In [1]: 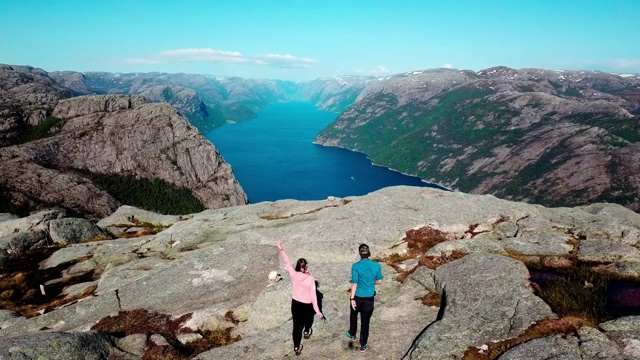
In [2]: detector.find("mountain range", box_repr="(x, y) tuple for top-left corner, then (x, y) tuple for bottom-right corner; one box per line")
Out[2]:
(316, 67), (640, 210)
(2, 63), (640, 359)
(2, 63), (640, 215)
(47, 70), (375, 133)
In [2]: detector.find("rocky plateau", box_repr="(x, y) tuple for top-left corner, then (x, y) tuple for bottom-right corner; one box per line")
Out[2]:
(1, 187), (640, 359)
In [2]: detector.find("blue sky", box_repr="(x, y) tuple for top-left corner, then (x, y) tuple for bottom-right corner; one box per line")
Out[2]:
(1, 0), (639, 81)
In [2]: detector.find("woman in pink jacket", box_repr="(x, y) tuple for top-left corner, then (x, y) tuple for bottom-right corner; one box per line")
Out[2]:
(277, 241), (324, 356)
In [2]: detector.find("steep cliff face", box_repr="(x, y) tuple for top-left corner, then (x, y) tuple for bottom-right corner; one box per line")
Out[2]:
(136, 84), (210, 131)
(212, 76), (291, 123)
(0, 94), (247, 218)
(49, 72), (293, 132)
(48, 71), (95, 96)
(316, 67), (640, 210)
(0, 65), (74, 146)
(293, 75), (376, 113)
(47, 71), (378, 131)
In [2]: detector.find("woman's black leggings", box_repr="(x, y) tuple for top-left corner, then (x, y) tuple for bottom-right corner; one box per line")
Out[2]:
(291, 299), (315, 347)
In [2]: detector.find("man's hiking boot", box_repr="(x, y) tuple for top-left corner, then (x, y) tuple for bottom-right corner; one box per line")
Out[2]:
(360, 344), (369, 352)
(345, 331), (357, 342)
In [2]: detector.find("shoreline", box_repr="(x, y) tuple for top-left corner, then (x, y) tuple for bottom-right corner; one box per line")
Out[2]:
(311, 140), (452, 191)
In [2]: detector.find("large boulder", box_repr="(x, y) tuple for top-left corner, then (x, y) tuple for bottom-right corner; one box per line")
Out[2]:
(0, 229), (50, 268)
(48, 218), (110, 245)
(576, 326), (624, 360)
(0, 331), (116, 359)
(496, 334), (581, 360)
(97, 205), (182, 237)
(0, 209), (65, 237)
(406, 254), (556, 359)
(0, 213), (18, 222)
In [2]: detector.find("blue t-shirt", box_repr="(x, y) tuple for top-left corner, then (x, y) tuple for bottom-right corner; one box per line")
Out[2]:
(351, 258), (383, 297)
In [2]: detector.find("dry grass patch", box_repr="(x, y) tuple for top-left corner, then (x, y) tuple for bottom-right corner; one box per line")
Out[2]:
(92, 309), (242, 359)
(91, 309), (190, 339)
(378, 226), (466, 283)
(183, 327), (241, 354)
(85, 234), (112, 242)
(417, 292), (441, 307)
(375, 252), (415, 271)
(143, 344), (184, 360)
(405, 226), (450, 254)
(0, 248), (96, 317)
(114, 220), (170, 238)
(462, 316), (590, 360)
(421, 250), (468, 270)
(529, 266), (613, 325)
(466, 223), (490, 238)
(224, 310), (240, 325)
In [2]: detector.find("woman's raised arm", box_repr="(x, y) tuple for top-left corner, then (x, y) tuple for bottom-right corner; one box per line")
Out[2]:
(276, 241), (295, 276)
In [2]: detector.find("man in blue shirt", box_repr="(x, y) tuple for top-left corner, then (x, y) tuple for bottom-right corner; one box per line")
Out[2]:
(346, 243), (383, 352)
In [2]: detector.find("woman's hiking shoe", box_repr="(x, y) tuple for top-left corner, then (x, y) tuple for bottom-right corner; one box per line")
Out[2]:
(303, 328), (313, 339)
(294, 344), (303, 356)
(345, 331), (357, 342)
(360, 344), (369, 352)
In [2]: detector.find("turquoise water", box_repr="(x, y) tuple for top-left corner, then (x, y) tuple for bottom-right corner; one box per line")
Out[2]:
(205, 102), (441, 203)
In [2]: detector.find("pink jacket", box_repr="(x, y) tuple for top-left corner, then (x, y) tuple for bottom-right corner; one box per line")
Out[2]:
(279, 248), (321, 315)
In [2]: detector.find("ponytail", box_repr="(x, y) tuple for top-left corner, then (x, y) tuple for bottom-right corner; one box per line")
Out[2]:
(295, 258), (308, 272)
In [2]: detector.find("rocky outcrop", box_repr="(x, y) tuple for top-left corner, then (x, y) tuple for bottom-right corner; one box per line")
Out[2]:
(0, 64), (73, 146)
(0, 154), (122, 218)
(315, 67), (640, 210)
(96, 205), (182, 237)
(0, 331), (117, 359)
(406, 254), (556, 359)
(51, 93), (148, 118)
(2, 186), (640, 358)
(0, 94), (247, 218)
(497, 335), (582, 360)
(48, 218), (110, 245)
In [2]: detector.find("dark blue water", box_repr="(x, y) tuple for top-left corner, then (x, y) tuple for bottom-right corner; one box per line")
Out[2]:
(205, 102), (440, 203)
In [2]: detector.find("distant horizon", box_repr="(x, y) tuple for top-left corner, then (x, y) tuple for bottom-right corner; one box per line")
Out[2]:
(2, 0), (639, 82)
(5, 62), (638, 83)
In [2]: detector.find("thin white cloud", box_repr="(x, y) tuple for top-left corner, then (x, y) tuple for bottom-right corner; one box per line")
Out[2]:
(552, 58), (640, 72)
(125, 48), (317, 68)
(261, 54), (317, 68)
(609, 59), (640, 69)
(354, 65), (393, 75)
(443, 63), (453, 69)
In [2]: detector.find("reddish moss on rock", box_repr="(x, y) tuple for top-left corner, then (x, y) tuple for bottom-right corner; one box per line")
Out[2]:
(418, 292), (441, 307)
(422, 249), (468, 270)
(462, 316), (589, 360)
(0, 247), (96, 317)
(183, 327), (241, 354)
(405, 226), (450, 255)
(92, 308), (241, 359)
